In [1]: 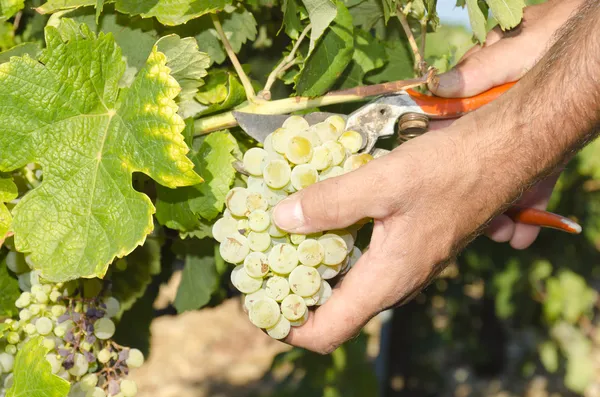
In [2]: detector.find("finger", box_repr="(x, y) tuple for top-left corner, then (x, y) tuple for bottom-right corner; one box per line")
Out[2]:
(272, 158), (393, 234)
(429, 119), (456, 131)
(484, 214), (516, 243)
(510, 224), (541, 250)
(284, 250), (382, 354)
(455, 26), (505, 63)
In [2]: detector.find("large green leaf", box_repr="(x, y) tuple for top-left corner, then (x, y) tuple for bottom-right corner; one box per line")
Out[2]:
(174, 240), (219, 313)
(0, 177), (16, 239)
(0, 24), (201, 282)
(466, 0), (487, 43)
(486, 0), (525, 30)
(6, 337), (70, 397)
(282, 0), (303, 40)
(156, 130), (239, 234)
(335, 28), (386, 89)
(39, 0), (234, 25)
(0, 0), (23, 21)
(0, 254), (20, 318)
(296, 2), (354, 96)
(195, 69), (246, 116)
(301, 0), (337, 53)
(365, 39), (412, 84)
(111, 237), (161, 317)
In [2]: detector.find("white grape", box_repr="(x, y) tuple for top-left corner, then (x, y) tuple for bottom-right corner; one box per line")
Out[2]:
(15, 292), (31, 308)
(299, 128), (322, 147)
(49, 290), (62, 303)
(282, 180), (297, 194)
(267, 221), (287, 238)
(244, 252), (269, 278)
(263, 159), (291, 189)
(6, 332), (19, 345)
(35, 317), (53, 335)
(126, 349), (145, 368)
(332, 230), (355, 254)
(97, 349), (112, 364)
(290, 164), (318, 190)
(266, 316), (291, 340)
(243, 147), (269, 176)
(288, 265), (322, 297)
(87, 387), (107, 397)
(248, 209), (270, 232)
(268, 243), (298, 274)
(309, 145), (332, 170)
(19, 308), (32, 321)
(120, 380), (138, 397)
(246, 192), (268, 212)
(0, 353), (14, 373)
(46, 353), (62, 374)
(264, 276), (290, 302)
(317, 263), (342, 280)
(316, 280), (333, 305)
(94, 318), (116, 340)
(262, 185), (288, 207)
(244, 289), (267, 311)
(338, 130), (363, 153)
(319, 166), (344, 181)
(247, 231), (271, 252)
(281, 294), (308, 321)
(5, 344), (16, 355)
(271, 128), (293, 154)
(34, 290), (48, 304)
(318, 234), (348, 265)
(225, 187), (250, 217)
(286, 136), (313, 165)
(343, 153), (374, 172)
(219, 233), (250, 264)
(325, 115), (346, 133)
(282, 115), (309, 131)
(80, 374), (99, 391)
(230, 266), (262, 294)
(303, 291), (320, 306)
(263, 133), (276, 154)
(104, 297), (121, 318)
(247, 176), (265, 193)
(314, 121), (341, 143)
(24, 323), (36, 335)
(68, 353), (89, 377)
(237, 218), (250, 236)
(290, 234), (306, 245)
(323, 141), (346, 166)
(289, 311), (309, 327)
(248, 297), (281, 329)
(297, 239), (325, 267)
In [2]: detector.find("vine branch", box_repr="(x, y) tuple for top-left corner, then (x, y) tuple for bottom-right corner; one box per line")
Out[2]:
(420, 18), (428, 75)
(259, 24), (312, 101)
(195, 70), (436, 135)
(396, 5), (424, 75)
(211, 14), (257, 103)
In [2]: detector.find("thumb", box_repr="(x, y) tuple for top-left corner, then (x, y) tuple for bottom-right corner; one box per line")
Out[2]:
(272, 160), (390, 234)
(431, 36), (534, 98)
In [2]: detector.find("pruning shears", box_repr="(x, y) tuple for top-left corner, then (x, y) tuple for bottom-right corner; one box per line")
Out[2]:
(232, 82), (582, 235)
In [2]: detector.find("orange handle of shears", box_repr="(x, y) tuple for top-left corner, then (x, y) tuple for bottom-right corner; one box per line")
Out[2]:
(406, 82), (517, 119)
(504, 207), (582, 234)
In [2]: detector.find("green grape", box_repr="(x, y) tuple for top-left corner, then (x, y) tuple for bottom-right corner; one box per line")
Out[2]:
(80, 373), (99, 391)
(325, 115), (346, 133)
(290, 164), (318, 190)
(264, 276), (290, 302)
(286, 136), (313, 165)
(316, 280), (333, 305)
(87, 387), (107, 397)
(297, 239), (325, 267)
(309, 145), (332, 170)
(263, 159), (291, 189)
(231, 266), (263, 294)
(94, 318), (116, 340)
(248, 297), (281, 329)
(317, 263), (342, 280)
(46, 353), (62, 374)
(281, 294), (307, 321)
(248, 209), (270, 232)
(35, 317), (53, 335)
(237, 218), (251, 236)
(244, 252), (269, 278)
(242, 147), (269, 176)
(247, 231), (271, 252)
(0, 353), (14, 372)
(290, 234), (306, 245)
(266, 316), (291, 340)
(282, 115), (309, 131)
(225, 187), (250, 217)
(98, 349), (112, 364)
(343, 153), (374, 172)
(338, 130), (363, 154)
(323, 141), (346, 166)
(268, 244), (298, 274)
(104, 297), (121, 318)
(313, 121), (341, 143)
(68, 353), (89, 377)
(126, 349), (145, 368)
(288, 266), (322, 297)
(262, 185), (288, 207)
(212, 217), (239, 243)
(244, 289), (268, 312)
(299, 128), (322, 146)
(290, 311), (309, 327)
(246, 192), (268, 212)
(120, 379), (138, 397)
(318, 234), (348, 265)
(219, 233), (250, 264)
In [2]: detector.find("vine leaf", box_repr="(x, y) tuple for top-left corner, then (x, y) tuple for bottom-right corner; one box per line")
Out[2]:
(6, 336), (71, 397)
(296, 2), (354, 96)
(174, 240), (219, 313)
(301, 0), (337, 53)
(195, 69), (245, 116)
(0, 24), (201, 282)
(156, 130), (239, 234)
(466, 0), (487, 43)
(0, 177), (17, 239)
(111, 237), (161, 317)
(37, 0), (233, 26)
(0, 254), (20, 318)
(336, 28), (386, 89)
(365, 39), (413, 84)
(486, 0), (524, 30)
(282, 0), (303, 40)
(0, 0), (23, 21)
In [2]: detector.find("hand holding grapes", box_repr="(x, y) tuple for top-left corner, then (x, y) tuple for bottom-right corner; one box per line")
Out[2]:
(273, 0), (600, 354)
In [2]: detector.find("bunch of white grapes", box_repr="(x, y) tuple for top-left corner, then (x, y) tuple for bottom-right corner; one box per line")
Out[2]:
(213, 115), (371, 340)
(0, 256), (144, 397)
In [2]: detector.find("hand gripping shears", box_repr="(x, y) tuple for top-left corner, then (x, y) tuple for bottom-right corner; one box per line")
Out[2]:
(232, 82), (582, 235)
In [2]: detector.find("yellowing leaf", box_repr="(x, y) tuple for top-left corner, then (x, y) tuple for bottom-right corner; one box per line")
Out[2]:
(0, 177), (17, 238)
(0, 23), (201, 282)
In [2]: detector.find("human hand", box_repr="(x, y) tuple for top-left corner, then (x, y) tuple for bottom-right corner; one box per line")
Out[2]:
(429, 0), (583, 248)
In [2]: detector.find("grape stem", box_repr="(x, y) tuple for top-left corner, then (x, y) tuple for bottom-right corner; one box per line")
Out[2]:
(396, 5), (424, 75)
(194, 70), (436, 135)
(211, 13), (257, 104)
(259, 24), (312, 101)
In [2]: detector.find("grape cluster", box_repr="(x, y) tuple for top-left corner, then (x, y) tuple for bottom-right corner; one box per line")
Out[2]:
(213, 115), (369, 339)
(0, 269), (143, 397)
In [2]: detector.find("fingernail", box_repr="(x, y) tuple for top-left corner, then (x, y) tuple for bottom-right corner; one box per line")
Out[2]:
(433, 69), (460, 96)
(273, 197), (305, 231)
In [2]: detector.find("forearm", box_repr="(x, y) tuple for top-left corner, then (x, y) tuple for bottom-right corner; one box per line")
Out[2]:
(453, 0), (600, 230)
